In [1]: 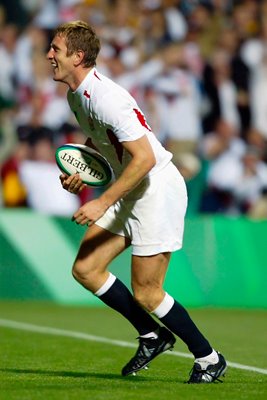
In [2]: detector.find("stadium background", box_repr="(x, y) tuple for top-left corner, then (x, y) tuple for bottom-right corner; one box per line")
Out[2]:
(0, 0), (267, 309)
(1, 209), (267, 308)
(1, 2), (267, 399)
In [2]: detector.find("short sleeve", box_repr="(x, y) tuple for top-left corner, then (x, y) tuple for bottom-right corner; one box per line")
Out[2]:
(96, 92), (152, 142)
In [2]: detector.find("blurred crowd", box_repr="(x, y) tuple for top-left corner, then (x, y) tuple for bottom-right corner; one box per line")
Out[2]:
(1, 0), (267, 218)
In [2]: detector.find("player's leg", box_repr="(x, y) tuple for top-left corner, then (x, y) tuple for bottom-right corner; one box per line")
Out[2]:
(131, 252), (212, 356)
(123, 252), (212, 376)
(122, 252), (227, 382)
(120, 162), (226, 380)
(72, 223), (127, 292)
(72, 224), (160, 336)
(121, 252), (176, 376)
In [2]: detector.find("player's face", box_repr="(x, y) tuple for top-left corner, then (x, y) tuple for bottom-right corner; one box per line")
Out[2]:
(47, 35), (76, 85)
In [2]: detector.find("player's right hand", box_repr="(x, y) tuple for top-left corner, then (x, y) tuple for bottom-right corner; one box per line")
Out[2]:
(60, 173), (86, 194)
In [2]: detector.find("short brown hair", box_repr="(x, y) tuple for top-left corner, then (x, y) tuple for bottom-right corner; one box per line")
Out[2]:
(54, 20), (100, 68)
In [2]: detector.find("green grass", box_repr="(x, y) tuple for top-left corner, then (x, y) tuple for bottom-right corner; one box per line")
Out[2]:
(0, 301), (266, 400)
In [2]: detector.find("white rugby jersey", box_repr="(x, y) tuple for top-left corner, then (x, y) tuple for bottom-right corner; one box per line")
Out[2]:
(67, 68), (172, 178)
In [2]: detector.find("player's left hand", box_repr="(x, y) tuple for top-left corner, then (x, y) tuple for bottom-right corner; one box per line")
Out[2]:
(60, 173), (86, 194)
(72, 199), (108, 226)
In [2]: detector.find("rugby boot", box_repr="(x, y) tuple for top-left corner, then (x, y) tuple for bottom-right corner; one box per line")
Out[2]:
(121, 326), (176, 376)
(187, 351), (227, 383)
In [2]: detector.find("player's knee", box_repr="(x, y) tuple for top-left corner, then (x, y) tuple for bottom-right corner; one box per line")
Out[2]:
(72, 262), (86, 283)
(72, 259), (96, 284)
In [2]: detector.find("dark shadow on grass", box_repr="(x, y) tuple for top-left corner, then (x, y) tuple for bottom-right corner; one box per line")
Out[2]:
(0, 367), (180, 383)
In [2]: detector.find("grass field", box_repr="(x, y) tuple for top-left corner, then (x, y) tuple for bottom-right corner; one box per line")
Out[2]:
(0, 301), (266, 400)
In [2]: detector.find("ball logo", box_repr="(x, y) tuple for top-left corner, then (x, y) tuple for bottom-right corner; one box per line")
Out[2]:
(60, 151), (104, 181)
(55, 144), (112, 187)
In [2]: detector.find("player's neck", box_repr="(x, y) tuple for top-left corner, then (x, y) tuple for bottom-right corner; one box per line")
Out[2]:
(68, 66), (93, 92)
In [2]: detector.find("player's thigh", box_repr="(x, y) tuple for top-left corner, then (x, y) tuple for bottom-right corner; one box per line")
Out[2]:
(74, 224), (130, 274)
(131, 252), (171, 310)
(130, 163), (187, 256)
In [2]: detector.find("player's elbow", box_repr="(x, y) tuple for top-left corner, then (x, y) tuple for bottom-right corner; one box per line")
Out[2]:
(141, 152), (156, 173)
(149, 154), (156, 170)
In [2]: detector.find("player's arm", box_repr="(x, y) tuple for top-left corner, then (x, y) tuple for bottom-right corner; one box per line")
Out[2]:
(72, 135), (156, 225)
(100, 135), (155, 208)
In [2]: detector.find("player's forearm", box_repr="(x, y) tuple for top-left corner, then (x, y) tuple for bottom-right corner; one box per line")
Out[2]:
(99, 155), (155, 209)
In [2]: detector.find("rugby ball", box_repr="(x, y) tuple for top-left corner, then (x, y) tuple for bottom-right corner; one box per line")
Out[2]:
(55, 143), (113, 187)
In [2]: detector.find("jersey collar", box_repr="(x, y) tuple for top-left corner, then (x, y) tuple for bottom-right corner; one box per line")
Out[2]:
(73, 67), (96, 97)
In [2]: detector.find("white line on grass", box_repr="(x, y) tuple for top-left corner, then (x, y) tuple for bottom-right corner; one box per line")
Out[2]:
(0, 318), (266, 376)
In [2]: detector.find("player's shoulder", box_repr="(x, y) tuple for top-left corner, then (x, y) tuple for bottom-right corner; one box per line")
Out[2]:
(92, 69), (133, 101)
(90, 81), (133, 122)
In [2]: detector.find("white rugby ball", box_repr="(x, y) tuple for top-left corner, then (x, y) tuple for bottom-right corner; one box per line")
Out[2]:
(55, 143), (113, 187)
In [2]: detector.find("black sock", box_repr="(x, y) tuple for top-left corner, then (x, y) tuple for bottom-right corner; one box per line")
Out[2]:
(98, 278), (159, 336)
(160, 300), (212, 358)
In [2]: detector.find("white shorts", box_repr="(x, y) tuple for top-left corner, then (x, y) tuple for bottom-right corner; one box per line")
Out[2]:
(96, 162), (188, 256)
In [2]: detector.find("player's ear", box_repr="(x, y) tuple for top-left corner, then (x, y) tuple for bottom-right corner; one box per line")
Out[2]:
(73, 50), (85, 67)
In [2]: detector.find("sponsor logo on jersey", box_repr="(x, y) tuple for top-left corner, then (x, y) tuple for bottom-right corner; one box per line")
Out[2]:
(83, 90), (90, 99)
